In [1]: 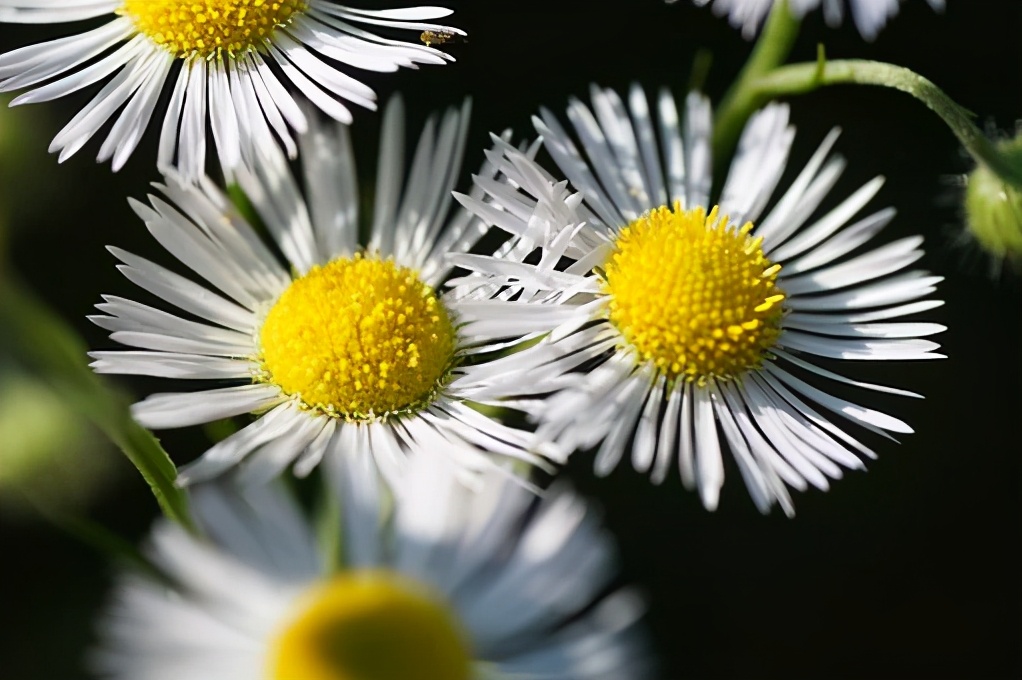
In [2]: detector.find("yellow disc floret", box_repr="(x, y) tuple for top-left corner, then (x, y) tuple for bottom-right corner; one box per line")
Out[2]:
(269, 571), (472, 680)
(602, 203), (785, 383)
(120, 0), (308, 59)
(259, 254), (456, 420)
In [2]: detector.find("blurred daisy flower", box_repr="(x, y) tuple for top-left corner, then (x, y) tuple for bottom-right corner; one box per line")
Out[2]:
(453, 85), (945, 516)
(0, 2), (462, 178)
(92, 450), (651, 680)
(90, 97), (555, 487)
(690, 0), (944, 40)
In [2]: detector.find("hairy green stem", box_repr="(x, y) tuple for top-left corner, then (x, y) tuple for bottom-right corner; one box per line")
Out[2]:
(712, 0), (801, 177)
(732, 57), (1022, 189)
(0, 275), (193, 528)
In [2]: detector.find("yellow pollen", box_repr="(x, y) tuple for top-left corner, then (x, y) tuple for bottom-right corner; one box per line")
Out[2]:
(270, 571), (472, 680)
(259, 254), (456, 420)
(119, 0), (308, 59)
(601, 203), (785, 383)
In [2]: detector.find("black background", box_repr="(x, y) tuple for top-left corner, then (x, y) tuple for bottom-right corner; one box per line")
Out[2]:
(1, 1), (1020, 678)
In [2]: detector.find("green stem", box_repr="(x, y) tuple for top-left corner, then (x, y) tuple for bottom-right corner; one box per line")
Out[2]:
(712, 0), (801, 176)
(0, 275), (193, 528)
(744, 58), (1022, 189)
(315, 471), (344, 573)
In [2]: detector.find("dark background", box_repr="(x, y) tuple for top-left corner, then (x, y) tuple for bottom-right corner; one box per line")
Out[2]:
(1, 1), (1020, 678)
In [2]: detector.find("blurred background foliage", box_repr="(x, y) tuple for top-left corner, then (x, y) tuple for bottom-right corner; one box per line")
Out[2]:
(0, 1), (1019, 678)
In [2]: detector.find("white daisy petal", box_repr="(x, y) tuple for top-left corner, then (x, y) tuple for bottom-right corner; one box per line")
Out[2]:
(292, 417), (337, 478)
(710, 380), (777, 515)
(235, 55), (297, 160)
(90, 296), (254, 351)
(149, 179), (291, 294)
(191, 482), (320, 582)
(132, 384), (286, 431)
(108, 247), (256, 331)
(754, 128), (844, 248)
(101, 53), (171, 171)
(781, 207), (896, 274)
(769, 176), (887, 263)
(650, 380), (683, 485)
(765, 364), (911, 434)
(655, 87), (688, 206)
(534, 109), (624, 229)
(593, 369), (651, 476)
(567, 94), (648, 222)
(7, 31), (145, 104)
(786, 272), (944, 311)
(681, 91), (713, 209)
(784, 299), (944, 325)
(676, 381), (696, 490)
(628, 83), (669, 208)
(750, 370), (879, 461)
(738, 375), (841, 487)
(0, 20), (128, 92)
(780, 330), (943, 360)
(590, 84), (655, 210)
(693, 384), (725, 511)
(47, 47), (164, 162)
(177, 401), (299, 485)
(321, 434), (384, 569)
(719, 381), (806, 493)
(632, 374), (667, 474)
(136, 197), (270, 309)
(97, 328), (251, 357)
(234, 409), (330, 487)
(89, 351), (251, 380)
(772, 348), (923, 397)
(719, 102), (794, 224)
(0, 2), (121, 26)
(300, 108), (359, 259)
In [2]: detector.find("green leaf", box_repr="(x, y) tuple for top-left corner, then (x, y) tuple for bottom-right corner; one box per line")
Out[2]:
(0, 273), (193, 528)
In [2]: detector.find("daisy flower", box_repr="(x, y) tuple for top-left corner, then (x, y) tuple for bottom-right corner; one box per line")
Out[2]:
(89, 96), (553, 487)
(453, 85), (945, 516)
(0, 1), (462, 178)
(692, 0), (945, 40)
(92, 449), (651, 680)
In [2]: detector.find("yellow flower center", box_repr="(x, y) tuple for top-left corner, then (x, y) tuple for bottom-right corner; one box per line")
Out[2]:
(601, 203), (785, 383)
(269, 571), (472, 680)
(119, 0), (308, 59)
(259, 254), (457, 420)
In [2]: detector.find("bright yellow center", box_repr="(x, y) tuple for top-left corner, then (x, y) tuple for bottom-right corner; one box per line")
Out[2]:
(259, 254), (456, 420)
(269, 571), (472, 680)
(120, 0), (307, 59)
(601, 203), (785, 383)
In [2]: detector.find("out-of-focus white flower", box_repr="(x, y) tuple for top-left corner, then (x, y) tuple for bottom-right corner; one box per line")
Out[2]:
(690, 0), (944, 40)
(92, 451), (651, 680)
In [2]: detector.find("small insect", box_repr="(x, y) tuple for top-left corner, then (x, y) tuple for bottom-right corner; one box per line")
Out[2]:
(420, 29), (461, 48)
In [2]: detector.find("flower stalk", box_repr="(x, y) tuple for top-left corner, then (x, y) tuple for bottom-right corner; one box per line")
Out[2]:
(715, 50), (1022, 191)
(712, 0), (801, 174)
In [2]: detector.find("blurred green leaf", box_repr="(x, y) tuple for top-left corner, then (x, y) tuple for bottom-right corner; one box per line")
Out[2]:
(0, 273), (193, 528)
